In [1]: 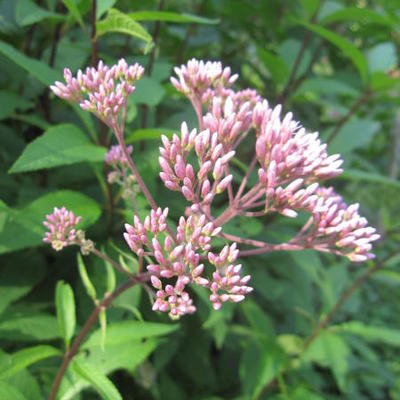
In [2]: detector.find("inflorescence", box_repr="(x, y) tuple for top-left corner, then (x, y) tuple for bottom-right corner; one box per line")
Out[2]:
(46, 58), (380, 319)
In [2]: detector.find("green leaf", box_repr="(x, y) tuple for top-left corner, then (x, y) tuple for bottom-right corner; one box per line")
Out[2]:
(0, 312), (59, 341)
(128, 11), (219, 25)
(77, 253), (97, 301)
(303, 331), (350, 391)
(0, 191), (101, 254)
(320, 7), (395, 27)
(98, 309), (107, 351)
(96, 8), (153, 45)
(333, 321), (400, 347)
(257, 47), (289, 85)
(366, 42), (398, 74)
(0, 345), (60, 379)
(131, 77), (165, 106)
(0, 90), (32, 120)
(9, 124), (106, 173)
(0, 382), (27, 400)
(0, 256), (46, 315)
(59, 339), (158, 399)
(329, 118), (380, 155)
(62, 0), (85, 28)
(104, 260), (116, 294)
(56, 281), (76, 348)
(125, 128), (174, 143)
(72, 360), (122, 400)
(16, 0), (64, 26)
(96, 0), (117, 20)
(0, 41), (60, 86)
(337, 169), (400, 189)
(240, 340), (286, 397)
(296, 20), (369, 83)
(82, 320), (178, 349)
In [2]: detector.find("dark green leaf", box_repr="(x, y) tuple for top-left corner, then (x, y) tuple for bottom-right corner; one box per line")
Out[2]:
(128, 11), (219, 25)
(0, 41), (60, 85)
(72, 360), (122, 400)
(55, 281), (76, 348)
(295, 20), (369, 83)
(0, 346), (60, 379)
(9, 124), (106, 173)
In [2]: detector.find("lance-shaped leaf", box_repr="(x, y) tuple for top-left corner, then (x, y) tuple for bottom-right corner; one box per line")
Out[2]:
(73, 360), (122, 400)
(56, 281), (76, 348)
(0, 346), (61, 379)
(77, 253), (97, 301)
(0, 41), (60, 85)
(128, 11), (219, 25)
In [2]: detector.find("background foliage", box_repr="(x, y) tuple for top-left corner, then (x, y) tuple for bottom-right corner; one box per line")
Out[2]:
(0, 0), (400, 399)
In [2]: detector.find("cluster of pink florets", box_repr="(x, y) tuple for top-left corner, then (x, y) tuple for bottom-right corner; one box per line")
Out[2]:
(43, 207), (81, 251)
(50, 59), (144, 127)
(124, 208), (252, 319)
(46, 57), (380, 320)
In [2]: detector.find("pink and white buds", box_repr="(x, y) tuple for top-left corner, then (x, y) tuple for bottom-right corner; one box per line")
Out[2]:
(43, 207), (81, 251)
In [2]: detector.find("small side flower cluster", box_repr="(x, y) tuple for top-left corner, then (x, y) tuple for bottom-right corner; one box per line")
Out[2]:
(43, 207), (81, 251)
(124, 208), (252, 319)
(105, 145), (137, 197)
(50, 59), (144, 129)
(254, 102), (343, 216)
(305, 188), (380, 261)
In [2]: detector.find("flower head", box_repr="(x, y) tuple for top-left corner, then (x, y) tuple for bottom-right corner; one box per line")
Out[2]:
(43, 207), (81, 251)
(51, 59), (144, 128)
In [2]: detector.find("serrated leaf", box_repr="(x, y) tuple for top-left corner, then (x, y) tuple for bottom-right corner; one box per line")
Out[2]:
(295, 20), (369, 83)
(0, 40), (60, 86)
(72, 360), (122, 400)
(9, 124), (106, 173)
(56, 281), (76, 348)
(77, 253), (97, 301)
(0, 345), (60, 379)
(128, 10), (219, 25)
(97, 8), (153, 45)
(82, 320), (178, 349)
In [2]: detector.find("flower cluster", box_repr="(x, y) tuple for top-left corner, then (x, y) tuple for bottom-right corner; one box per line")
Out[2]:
(171, 59), (238, 100)
(124, 208), (251, 319)
(306, 188), (380, 261)
(50, 59), (144, 128)
(159, 122), (235, 204)
(44, 57), (380, 322)
(43, 207), (81, 251)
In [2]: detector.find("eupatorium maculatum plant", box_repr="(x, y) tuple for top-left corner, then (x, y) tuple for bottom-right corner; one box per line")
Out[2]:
(46, 58), (380, 320)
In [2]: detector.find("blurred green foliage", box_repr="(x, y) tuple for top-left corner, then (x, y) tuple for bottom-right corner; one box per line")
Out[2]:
(0, 0), (399, 399)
